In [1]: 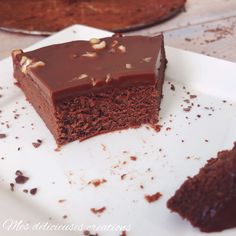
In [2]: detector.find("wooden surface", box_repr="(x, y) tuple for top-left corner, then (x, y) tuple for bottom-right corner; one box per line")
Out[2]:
(0, 0), (236, 62)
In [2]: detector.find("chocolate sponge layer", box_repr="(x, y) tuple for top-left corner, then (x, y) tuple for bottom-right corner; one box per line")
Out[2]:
(167, 143), (236, 232)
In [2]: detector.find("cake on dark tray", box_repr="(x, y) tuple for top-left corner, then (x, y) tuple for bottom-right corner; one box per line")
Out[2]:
(12, 34), (167, 145)
(0, 0), (186, 33)
(167, 143), (236, 232)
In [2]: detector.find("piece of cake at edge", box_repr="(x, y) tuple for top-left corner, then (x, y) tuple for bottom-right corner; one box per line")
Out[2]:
(12, 34), (167, 145)
(167, 143), (236, 232)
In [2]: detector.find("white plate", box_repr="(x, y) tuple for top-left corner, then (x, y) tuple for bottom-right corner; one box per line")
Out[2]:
(0, 25), (236, 236)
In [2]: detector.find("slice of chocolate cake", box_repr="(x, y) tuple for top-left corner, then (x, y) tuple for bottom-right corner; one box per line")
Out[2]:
(167, 143), (236, 232)
(12, 34), (166, 145)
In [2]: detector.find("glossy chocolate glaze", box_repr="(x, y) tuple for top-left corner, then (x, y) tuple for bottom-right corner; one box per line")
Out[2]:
(15, 35), (164, 101)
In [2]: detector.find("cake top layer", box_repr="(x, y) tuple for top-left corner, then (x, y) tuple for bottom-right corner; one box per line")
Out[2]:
(167, 143), (236, 232)
(12, 35), (164, 101)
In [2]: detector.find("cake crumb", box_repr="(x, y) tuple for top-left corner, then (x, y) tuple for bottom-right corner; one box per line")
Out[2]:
(15, 171), (29, 184)
(185, 38), (192, 42)
(170, 84), (175, 91)
(152, 124), (162, 132)
(32, 139), (42, 148)
(88, 179), (107, 187)
(0, 133), (7, 139)
(130, 156), (137, 161)
(190, 95), (197, 99)
(10, 183), (14, 191)
(121, 174), (127, 180)
(58, 199), (66, 203)
(183, 106), (192, 112)
(101, 144), (106, 151)
(125, 63), (132, 69)
(145, 192), (162, 203)
(120, 231), (127, 236)
(83, 230), (99, 236)
(54, 146), (61, 152)
(15, 170), (23, 176)
(30, 188), (37, 195)
(90, 207), (106, 215)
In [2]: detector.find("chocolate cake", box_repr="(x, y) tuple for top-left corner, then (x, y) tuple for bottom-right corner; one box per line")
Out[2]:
(0, 0), (186, 33)
(12, 34), (166, 145)
(167, 143), (236, 232)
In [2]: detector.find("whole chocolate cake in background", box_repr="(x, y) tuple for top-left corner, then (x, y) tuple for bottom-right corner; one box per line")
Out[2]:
(12, 34), (167, 145)
(0, 0), (186, 34)
(167, 143), (236, 232)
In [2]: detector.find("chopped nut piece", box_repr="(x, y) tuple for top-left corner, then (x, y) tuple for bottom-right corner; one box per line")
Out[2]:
(20, 56), (28, 66)
(118, 45), (126, 53)
(89, 38), (100, 44)
(105, 73), (111, 83)
(71, 54), (77, 58)
(91, 78), (97, 86)
(20, 56), (33, 74)
(109, 48), (116, 53)
(28, 61), (45, 69)
(92, 41), (106, 50)
(71, 74), (88, 82)
(111, 40), (118, 47)
(79, 74), (88, 80)
(125, 63), (132, 69)
(12, 49), (23, 58)
(143, 57), (152, 62)
(81, 52), (97, 58)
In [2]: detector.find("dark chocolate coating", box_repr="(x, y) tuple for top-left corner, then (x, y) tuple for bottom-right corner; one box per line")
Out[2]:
(17, 35), (163, 101)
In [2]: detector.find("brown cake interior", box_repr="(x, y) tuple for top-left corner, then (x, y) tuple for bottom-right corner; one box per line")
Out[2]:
(55, 84), (158, 144)
(167, 143), (236, 232)
(13, 62), (59, 140)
